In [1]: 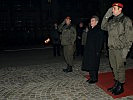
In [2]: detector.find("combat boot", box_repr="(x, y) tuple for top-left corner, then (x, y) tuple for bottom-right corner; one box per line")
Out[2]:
(63, 66), (73, 73)
(107, 80), (119, 92)
(112, 81), (124, 95)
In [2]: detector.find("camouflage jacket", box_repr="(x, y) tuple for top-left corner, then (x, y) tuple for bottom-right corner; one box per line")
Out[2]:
(101, 13), (133, 49)
(58, 21), (76, 46)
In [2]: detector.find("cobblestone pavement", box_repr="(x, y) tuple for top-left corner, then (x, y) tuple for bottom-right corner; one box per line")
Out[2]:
(0, 49), (133, 100)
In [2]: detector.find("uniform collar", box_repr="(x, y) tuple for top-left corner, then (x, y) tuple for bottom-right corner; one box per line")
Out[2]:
(113, 13), (124, 19)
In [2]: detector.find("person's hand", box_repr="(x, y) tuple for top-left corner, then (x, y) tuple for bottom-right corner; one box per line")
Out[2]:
(105, 7), (113, 18)
(78, 36), (81, 39)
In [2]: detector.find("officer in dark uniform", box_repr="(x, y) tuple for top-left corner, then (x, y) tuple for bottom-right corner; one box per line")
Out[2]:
(58, 17), (76, 73)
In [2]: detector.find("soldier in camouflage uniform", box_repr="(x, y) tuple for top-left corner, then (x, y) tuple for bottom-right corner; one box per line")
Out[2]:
(58, 16), (76, 73)
(101, 3), (133, 95)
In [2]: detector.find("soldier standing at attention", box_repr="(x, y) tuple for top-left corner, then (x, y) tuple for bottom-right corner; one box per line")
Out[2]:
(101, 3), (133, 95)
(58, 16), (76, 73)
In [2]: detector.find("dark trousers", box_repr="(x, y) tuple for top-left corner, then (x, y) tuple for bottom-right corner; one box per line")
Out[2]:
(89, 70), (98, 81)
(76, 40), (82, 56)
(53, 44), (60, 56)
(81, 45), (85, 56)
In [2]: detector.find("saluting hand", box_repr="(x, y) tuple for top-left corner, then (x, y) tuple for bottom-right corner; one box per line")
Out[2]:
(105, 7), (113, 18)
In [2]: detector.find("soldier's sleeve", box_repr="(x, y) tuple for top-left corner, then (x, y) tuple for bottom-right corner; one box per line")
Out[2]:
(101, 7), (113, 31)
(101, 17), (109, 31)
(58, 21), (65, 32)
(124, 17), (133, 43)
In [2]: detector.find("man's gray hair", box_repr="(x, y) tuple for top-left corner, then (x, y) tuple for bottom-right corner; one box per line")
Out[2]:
(91, 16), (99, 22)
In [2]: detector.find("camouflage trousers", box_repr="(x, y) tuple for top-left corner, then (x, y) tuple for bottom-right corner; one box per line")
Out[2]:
(63, 45), (75, 67)
(109, 49), (125, 83)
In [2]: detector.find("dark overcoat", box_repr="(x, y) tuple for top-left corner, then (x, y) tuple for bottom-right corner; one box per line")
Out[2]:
(82, 25), (104, 71)
(50, 28), (60, 44)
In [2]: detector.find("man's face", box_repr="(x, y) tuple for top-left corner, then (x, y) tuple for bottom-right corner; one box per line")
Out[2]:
(90, 18), (98, 28)
(79, 23), (83, 28)
(54, 23), (58, 29)
(112, 6), (122, 16)
(65, 18), (71, 25)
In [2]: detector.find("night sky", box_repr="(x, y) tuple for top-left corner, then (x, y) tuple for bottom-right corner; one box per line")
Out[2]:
(0, 0), (132, 49)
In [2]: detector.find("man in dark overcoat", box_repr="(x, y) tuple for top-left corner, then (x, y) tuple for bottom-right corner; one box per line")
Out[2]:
(82, 16), (104, 84)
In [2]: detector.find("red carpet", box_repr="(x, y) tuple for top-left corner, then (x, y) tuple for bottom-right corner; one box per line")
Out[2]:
(85, 69), (133, 99)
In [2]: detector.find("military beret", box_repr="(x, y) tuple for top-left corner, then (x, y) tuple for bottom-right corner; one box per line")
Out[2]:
(112, 3), (123, 8)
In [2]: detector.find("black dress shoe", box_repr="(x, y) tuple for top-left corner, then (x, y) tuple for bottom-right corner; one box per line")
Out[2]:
(86, 79), (98, 84)
(86, 79), (92, 82)
(63, 66), (73, 73)
(88, 80), (98, 84)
